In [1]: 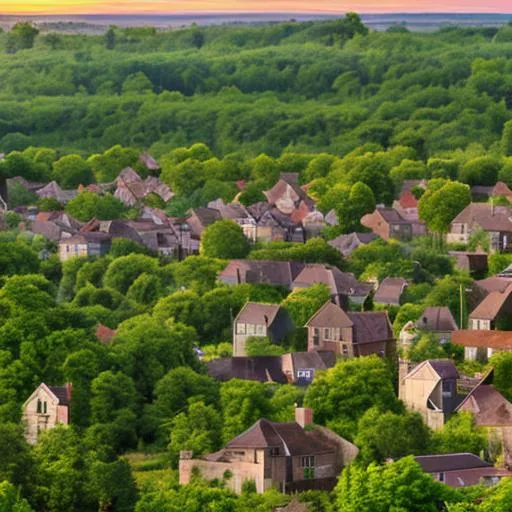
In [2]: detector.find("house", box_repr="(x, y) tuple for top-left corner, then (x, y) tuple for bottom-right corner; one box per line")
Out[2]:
(179, 407), (358, 494)
(114, 168), (173, 207)
(139, 152), (160, 172)
(233, 303), (294, 357)
(305, 301), (394, 358)
(449, 251), (488, 278)
(95, 324), (116, 345)
(471, 181), (512, 201)
(373, 277), (408, 306)
(328, 232), (377, 257)
(22, 383), (71, 444)
(31, 211), (82, 241)
(416, 307), (458, 342)
(264, 178), (315, 217)
(186, 207), (222, 236)
(361, 207), (413, 242)
(456, 370), (512, 467)
(452, 330), (512, 362)
(280, 351), (336, 385)
(36, 181), (77, 204)
(399, 360), (460, 430)
(414, 453), (511, 488)
(468, 285), (512, 331)
(208, 199), (258, 242)
(446, 203), (512, 252)
(207, 356), (287, 383)
(58, 232), (112, 261)
(219, 260), (306, 289)
(393, 190), (420, 222)
(292, 265), (373, 307)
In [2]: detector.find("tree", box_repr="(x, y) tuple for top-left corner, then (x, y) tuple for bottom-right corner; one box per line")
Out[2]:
(200, 220), (250, 259)
(0, 481), (34, 512)
(458, 156), (502, 186)
(304, 356), (401, 440)
(419, 179), (471, 235)
(122, 72), (153, 95)
(87, 145), (139, 183)
(431, 412), (486, 456)
(65, 192), (126, 222)
(501, 120), (512, 157)
(0, 242), (39, 276)
(250, 154), (278, 186)
(407, 333), (448, 363)
(7, 23), (39, 52)
(0, 423), (33, 489)
(335, 457), (457, 512)
(168, 400), (223, 465)
(281, 284), (331, 326)
(43, 33), (61, 50)
(105, 26), (116, 49)
(220, 379), (270, 443)
(354, 408), (431, 466)
(246, 336), (285, 356)
(103, 254), (159, 294)
(53, 154), (95, 189)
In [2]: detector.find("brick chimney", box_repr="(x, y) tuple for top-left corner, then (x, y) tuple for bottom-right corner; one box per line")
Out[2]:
(295, 407), (313, 429)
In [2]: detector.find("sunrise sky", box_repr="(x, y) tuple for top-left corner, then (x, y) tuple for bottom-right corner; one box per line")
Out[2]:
(1, 0), (512, 15)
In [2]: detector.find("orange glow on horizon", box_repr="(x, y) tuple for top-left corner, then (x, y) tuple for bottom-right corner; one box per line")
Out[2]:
(1, 0), (512, 15)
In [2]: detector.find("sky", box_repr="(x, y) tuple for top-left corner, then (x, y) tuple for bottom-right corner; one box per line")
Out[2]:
(1, 0), (512, 15)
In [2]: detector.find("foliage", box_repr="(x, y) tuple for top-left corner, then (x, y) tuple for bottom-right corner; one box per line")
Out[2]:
(65, 191), (127, 221)
(200, 220), (250, 259)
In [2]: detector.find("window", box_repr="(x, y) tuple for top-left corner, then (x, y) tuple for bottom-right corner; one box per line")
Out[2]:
(256, 324), (265, 336)
(43, 401), (47, 414)
(247, 324), (255, 336)
(301, 456), (315, 468)
(438, 472), (445, 483)
(297, 370), (312, 379)
(236, 323), (246, 334)
(324, 328), (330, 340)
(342, 344), (349, 356)
(333, 328), (340, 341)
(442, 381), (452, 396)
(313, 328), (320, 346)
(37, 399), (42, 414)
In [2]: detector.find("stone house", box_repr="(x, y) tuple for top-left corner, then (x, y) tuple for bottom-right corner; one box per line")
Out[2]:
(36, 181), (77, 204)
(22, 383), (71, 444)
(415, 453), (512, 488)
(446, 203), (512, 252)
(179, 408), (358, 494)
(186, 207), (222, 236)
(305, 301), (394, 358)
(399, 360), (460, 430)
(31, 211), (82, 242)
(452, 330), (512, 362)
(280, 351), (336, 386)
(468, 285), (512, 331)
(114, 167), (173, 207)
(58, 232), (112, 261)
(361, 207), (413, 242)
(264, 178), (315, 218)
(393, 190), (420, 222)
(233, 303), (294, 357)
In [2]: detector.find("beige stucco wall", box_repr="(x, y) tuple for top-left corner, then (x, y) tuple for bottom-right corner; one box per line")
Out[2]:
(59, 242), (87, 262)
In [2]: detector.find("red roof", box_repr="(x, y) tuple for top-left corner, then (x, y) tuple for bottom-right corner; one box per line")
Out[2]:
(95, 324), (116, 344)
(398, 190), (418, 209)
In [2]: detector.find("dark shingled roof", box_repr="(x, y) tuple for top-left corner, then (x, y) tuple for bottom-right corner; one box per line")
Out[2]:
(469, 286), (512, 320)
(206, 357), (287, 383)
(288, 351), (336, 371)
(49, 385), (71, 406)
(427, 360), (459, 380)
(456, 370), (512, 427)
(374, 277), (408, 306)
(347, 311), (393, 344)
(451, 203), (512, 233)
(417, 307), (458, 332)
(225, 418), (333, 456)
(415, 453), (491, 473)
(376, 207), (409, 224)
(305, 301), (353, 328)
(236, 302), (282, 325)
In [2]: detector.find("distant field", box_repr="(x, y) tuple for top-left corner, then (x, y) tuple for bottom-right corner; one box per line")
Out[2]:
(1, 12), (512, 33)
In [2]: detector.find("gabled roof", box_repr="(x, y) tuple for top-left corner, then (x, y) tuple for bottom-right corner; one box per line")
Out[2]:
(24, 383), (71, 408)
(405, 360), (459, 381)
(96, 324), (116, 345)
(469, 285), (512, 320)
(456, 370), (512, 427)
(206, 357), (287, 383)
(452, 330), (512, 350)
(451, 203), (512, 233)
(347, 311), (393, 344)
(305, 301), (353, 328)
(287, 351), (336, 371)
(376, 207), (409, 224)
(415, 453), (490, 473)
(224, 418), (332, 456)
(374, 277), (408, 306)
(398, 190), (418, 209)
(417, 307), (458, 332)
(139, 152), (160, 170)
(476, 276), (512, 294)
(235, 302), (282, 325)
(328, 232), (377, 257)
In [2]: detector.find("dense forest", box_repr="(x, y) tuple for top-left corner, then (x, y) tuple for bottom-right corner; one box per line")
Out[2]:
(3, 14), (512, 512)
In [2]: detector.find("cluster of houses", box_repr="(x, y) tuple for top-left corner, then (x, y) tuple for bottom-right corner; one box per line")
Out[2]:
(12, 157), (512, 497)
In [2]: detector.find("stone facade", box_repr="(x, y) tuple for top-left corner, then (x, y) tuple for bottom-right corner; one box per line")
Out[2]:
(22, 383), (71, 444)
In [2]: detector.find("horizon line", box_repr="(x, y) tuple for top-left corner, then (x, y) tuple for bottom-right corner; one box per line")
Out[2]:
(3, 10), (512, 16)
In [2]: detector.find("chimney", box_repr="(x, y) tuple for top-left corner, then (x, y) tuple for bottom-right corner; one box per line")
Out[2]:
(295, 407), (313, 429)
(65, 382), (72, 402)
